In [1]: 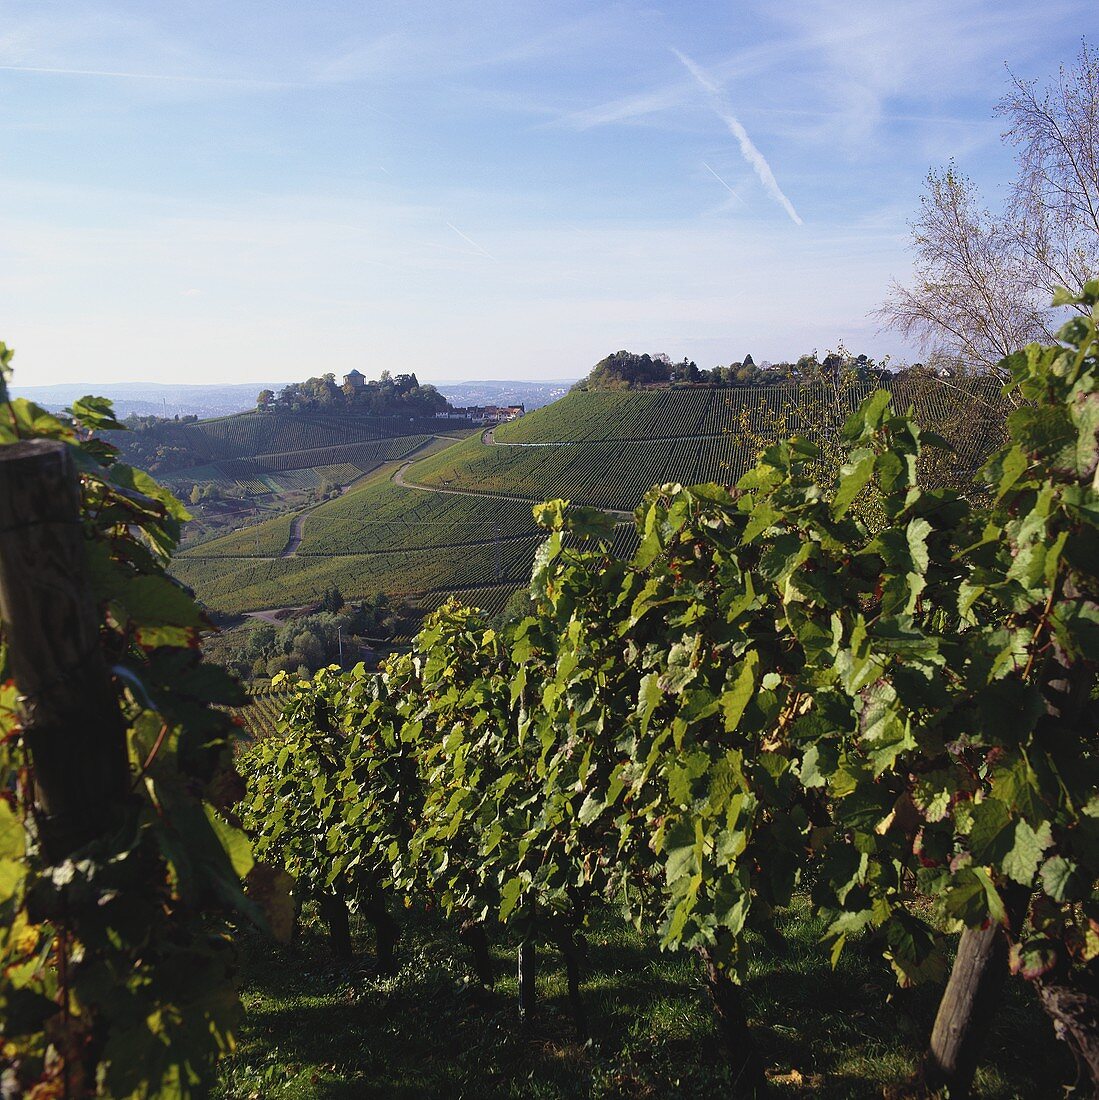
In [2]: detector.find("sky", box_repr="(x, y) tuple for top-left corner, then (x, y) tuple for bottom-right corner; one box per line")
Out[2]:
(0, 1), (1090, 386)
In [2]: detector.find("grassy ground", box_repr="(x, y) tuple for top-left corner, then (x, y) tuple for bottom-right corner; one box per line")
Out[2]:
(215, 901), (1067, 1099)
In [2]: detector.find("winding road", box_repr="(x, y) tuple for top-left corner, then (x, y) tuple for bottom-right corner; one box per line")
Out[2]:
(234, 424), (637, 616)
(393, 453), (634, 521)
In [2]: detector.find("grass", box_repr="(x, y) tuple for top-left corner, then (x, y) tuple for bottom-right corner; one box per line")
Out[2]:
(216, 900), (1067, 1099)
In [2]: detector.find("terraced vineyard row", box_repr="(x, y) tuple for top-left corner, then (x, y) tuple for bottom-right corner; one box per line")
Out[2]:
(178, 510), (295, 558)
(402, 523), (642, 629)
(413, 379), (1007, 510)
(226, 686), (295, 739)
(172, 533), (550, 614)
(411, 583), (522, 622)
(301, 479), (543, 555)
(175, 380), (1005, 615)
(213, 434), (433, 478)
(492, 376), (1004, 447)
(492, 387), (790, 443)
(113, 411), (466, 464)
(170, 437), (440, 499)
(408, 432), (758, 510)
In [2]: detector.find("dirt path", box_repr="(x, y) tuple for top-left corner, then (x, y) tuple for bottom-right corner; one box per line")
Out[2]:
(242, 605), (313, 625)
(393, 456), (634, 520)
(480, 426), (569, 448)
(281, 512), (307, 557)
(484, 425), (735, 447)
(277, 436), (447, 559)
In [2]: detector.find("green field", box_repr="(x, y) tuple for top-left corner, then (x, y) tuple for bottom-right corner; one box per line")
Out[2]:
(492, 376), (1003, 447)
(299, 479), (545, 555)
(406, 377), (1004, 512)
(176, 378), (1006, 615)
(113, 410), (469, 463)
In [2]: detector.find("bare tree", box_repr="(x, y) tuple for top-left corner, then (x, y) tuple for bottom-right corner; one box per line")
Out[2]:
(1000, 40), (1099, 303)
(879, 42), (1098, 375)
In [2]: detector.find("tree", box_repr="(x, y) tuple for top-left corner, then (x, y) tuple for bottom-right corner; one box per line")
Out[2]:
(257, 389), (275, 408)
(1001, 41), (1099, 302)
(878, 165), (1050, 372)
(321, 584), (345, 614)
(879, 42), (1098, 373)
(579, 351), (671, 390)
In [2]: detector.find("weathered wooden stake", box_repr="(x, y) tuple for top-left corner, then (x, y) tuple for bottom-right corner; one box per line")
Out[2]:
(0, 440), (130, 860)
(518, 939), (538, 1025)
(922, 923), (1011, 1097)
(1036, 967), (1099, 1098)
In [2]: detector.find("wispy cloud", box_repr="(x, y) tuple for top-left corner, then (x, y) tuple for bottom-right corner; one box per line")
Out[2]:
(0, 63), (292, 88)
(673, 50), (803, 226)
(701, 162), (744, 207)
(562, 84), (693, 130)
(446, 222), (494, 260)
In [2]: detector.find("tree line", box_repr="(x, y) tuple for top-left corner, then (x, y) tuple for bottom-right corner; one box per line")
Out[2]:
(256, 369), (448, 418)
(574, 346), (893, 392)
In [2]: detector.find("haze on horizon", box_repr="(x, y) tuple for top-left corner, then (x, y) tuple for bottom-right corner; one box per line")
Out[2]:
(0, 0), (1088, 387)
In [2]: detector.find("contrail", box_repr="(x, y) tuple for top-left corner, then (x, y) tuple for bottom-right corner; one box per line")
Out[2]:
(0, 64), (291, 87)
(701, 161), (744, 206)
(673, 49), (803, 226)
(446, 222), (493, 259)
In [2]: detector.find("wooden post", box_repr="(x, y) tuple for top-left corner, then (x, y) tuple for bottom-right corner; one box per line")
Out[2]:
(518, 939), (537, 1025)
(0, 440), (131, 859)
(921, 885), (1031, 1096)
(1036, 967), (1099, 1097)
(922, 924), (1010, 1097)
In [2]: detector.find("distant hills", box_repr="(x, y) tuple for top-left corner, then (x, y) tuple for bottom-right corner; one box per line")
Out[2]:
(435, 380), (576, 410)
(13, 382), (287, 419)
(171, 375), (1006, 618)
(13, 378), (578, 419)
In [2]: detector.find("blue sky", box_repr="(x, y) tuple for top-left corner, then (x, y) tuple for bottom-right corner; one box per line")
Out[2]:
(0, 1), (1089, 385)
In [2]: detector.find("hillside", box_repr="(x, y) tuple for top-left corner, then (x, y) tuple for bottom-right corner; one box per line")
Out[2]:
(102, 407), (476, 551)
(172, 376), (1007, 616)
(410, 376), (1004, 511)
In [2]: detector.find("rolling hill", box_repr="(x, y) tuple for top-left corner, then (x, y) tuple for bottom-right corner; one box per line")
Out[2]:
(170, 375), (1007, 617)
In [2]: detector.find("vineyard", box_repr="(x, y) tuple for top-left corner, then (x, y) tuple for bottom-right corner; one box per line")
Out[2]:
(175, 375), (1009, 615)
(225, 683), (296, 739)
(221, 294), (1099, 1099)
(299, 478), (545, 555)
(408, 376), (1007, 512)
(171, 434), (437, 497)
(178, 509), (295, 557)
(173, 521), (639, 614)
(172, 535), (546, 612)
(111, 410), (472, 465)
(211, 434), (434, 478)
(407, 433), (756, 510)
(1, 293), (1096, 1098)
(492, 376), (1004, 445)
